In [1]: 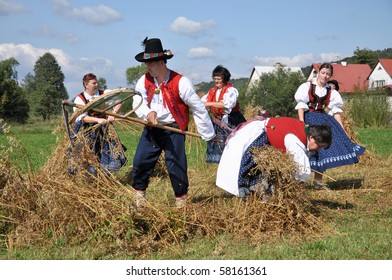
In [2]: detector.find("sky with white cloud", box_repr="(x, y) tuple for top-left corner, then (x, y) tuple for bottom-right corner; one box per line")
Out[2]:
(1, 0), (391, 99)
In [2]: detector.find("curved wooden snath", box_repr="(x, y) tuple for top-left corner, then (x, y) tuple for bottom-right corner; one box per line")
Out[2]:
(62, 88), (201, 138)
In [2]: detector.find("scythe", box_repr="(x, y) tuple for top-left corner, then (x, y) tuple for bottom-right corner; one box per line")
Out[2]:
(61, 88), (202, 138)
(61, 103), (73, 144)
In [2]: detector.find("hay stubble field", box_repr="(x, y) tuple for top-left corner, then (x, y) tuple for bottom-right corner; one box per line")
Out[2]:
(1, 118), (392, 260)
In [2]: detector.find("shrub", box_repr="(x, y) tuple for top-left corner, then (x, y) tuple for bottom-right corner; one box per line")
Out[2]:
(245, 68), (305, 118)
(347, 93), (392, 128)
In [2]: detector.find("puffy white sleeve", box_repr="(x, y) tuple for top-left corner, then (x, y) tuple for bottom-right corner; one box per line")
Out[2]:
(284, 134), (311, 183)
(328, 89), (344, 116)
(74, 95), (87, 122)
(179, 77), (215, 141)
(221, 86), (239, 113)
(294, 82), (310, 111)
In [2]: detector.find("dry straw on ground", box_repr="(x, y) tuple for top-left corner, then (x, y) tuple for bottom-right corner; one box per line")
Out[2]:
(0, 110), (390, 258)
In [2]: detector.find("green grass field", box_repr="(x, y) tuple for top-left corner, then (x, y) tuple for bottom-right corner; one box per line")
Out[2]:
(1, 121), (392, 260)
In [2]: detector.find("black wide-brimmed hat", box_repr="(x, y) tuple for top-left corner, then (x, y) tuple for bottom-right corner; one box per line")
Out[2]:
(135, 37), (174, 62)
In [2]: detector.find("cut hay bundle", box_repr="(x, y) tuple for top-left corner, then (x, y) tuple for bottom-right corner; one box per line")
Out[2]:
(0, 125), (183, 255)
(1, 121), (332, 257)
(160, 146), (333, 244)
(243, 104), (265, 120)
(238, 145), (328, 239)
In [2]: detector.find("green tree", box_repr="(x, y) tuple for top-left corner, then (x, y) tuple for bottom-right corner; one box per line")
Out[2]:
(246, 68), (305, 118)
(0, 58), (29, 123)
(351, 47), (379, 68)
(98, 77), (107, 90)
(29, 53), (68, 121)
(378, 48), (392, 59)
(126, 64), (147, 86)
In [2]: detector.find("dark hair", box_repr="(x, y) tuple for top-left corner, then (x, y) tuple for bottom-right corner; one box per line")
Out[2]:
(212, 65), (231, 83)
(328, 79), (340, 91)
(307, 124), (332, 149)
(319, 63), (334, 75)
(83, 73), (97, 88)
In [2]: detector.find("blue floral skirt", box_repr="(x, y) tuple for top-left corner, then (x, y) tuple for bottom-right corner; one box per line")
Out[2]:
(237, 132), (270, 197)
(68, 121), (127, 174)
(304, 112), (365, 172)
(206, 111), (246, 163)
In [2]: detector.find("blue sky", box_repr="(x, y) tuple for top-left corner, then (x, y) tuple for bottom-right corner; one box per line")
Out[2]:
(1, 0), (391, 99)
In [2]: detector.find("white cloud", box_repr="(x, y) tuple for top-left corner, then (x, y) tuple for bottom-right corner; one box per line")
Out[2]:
(52, 0), (122, 25)
(251, 53), (347, 67)
(0, 43), (117, 98)
(169, 16), (216, 35)
(187, 47), (215, 58)
(0, 0), (28, 15)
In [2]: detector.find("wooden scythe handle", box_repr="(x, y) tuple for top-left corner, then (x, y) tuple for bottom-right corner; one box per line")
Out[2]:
(61, 100), (202, 138)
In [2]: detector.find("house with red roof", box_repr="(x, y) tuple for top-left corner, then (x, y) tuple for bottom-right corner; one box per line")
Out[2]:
(306, 62), (372, 93)
(367, 58), (392, 91)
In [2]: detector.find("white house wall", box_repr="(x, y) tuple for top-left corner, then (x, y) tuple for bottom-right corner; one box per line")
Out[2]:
(368, 62), (392, 89)
(248, 66), (303, 90)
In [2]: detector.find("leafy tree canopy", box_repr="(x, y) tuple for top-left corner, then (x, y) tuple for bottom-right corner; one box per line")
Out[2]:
(126, 64), (147, 87)
(98, 77), (107, 90)
(0, 57), (29, 123)
(246, 68), (305, 118)
(28, 52), (68, 121)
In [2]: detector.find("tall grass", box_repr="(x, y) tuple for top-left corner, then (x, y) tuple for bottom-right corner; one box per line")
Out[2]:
(347, 94), (392, 128)
(0, 120), (58, 171)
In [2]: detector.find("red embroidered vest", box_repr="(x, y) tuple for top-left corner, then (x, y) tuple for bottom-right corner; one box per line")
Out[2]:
(265, 117), (307, 153)
(145, 71), (189, 131)
(206, 83), (240, 118)
(307, 82), (331, 113)
(76, 90), (105, 118)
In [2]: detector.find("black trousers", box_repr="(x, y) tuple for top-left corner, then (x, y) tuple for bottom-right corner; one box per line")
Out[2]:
(131, 126), (188, 197)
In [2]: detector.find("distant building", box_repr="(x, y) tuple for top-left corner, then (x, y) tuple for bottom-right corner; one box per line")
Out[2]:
(307, 62), (371, 93)
(367, 58), (392, 91)
(247, 63), (303, 92)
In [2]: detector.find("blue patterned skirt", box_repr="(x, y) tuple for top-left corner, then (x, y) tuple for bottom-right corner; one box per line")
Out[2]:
(206, 111), (246, 163)
(304, 112), (365, 172)
(237, 132), (270, 197)
(68, 121), (127, 174)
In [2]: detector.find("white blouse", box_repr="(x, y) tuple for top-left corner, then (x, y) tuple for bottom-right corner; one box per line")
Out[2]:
(74, 90), (103, 122)
(201, 86), (239, 123)
(216, 119), (311, 196)
(294, 81), (344, 116)
(133, 71), (215, 141)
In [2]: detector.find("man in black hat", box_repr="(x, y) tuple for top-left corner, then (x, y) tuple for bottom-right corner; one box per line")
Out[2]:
(131, 37), (215, 208)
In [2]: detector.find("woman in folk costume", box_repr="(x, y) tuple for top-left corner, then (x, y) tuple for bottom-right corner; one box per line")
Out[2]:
(69, 73), (126, 175)
(131, 37), (215, 208)
(294, 63), (365, 190)
(216, 116), (332, 197)
(201, 65), (246, 163)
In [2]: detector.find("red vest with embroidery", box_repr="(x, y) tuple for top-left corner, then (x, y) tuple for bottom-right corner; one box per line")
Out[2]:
(265, 117), (307, 153)
(76, 90), (105, 118)
(145, 71), (189, 131)
(206, 83), (240, 118)
(307, 82), (331, 112)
